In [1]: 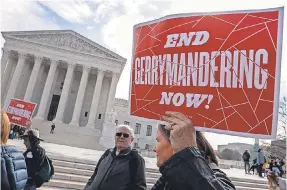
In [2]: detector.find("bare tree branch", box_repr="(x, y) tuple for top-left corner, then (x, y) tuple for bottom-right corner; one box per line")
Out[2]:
(278, 96), (287, 139)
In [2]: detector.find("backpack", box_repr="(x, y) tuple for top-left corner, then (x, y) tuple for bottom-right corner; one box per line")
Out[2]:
(34, 156), (54, 187)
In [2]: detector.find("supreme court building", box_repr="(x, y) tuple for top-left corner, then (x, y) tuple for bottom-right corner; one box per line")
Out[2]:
(1, 30), (127, 149)
(1, 30), (159, 151)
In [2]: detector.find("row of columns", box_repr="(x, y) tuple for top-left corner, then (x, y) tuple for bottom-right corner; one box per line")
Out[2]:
(1, 49), (120, 127)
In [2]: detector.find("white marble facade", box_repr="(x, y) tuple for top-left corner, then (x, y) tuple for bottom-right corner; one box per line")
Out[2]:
(1, 30), (125, 129)
(1, 30), (159, 151)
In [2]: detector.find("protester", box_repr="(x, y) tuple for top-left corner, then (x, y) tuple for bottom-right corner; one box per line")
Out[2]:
(1, 111), (28, 190)
(22, 129), (53, 190)
(269, 159), (282, 176)
(84, 124), (146, 190)
(50, 123), (55, 134)
(278, 157), (287, 190)
(151, 111), (235, 190)
(242, 150), (251, 174)
(267, 170), (279, 190)
(9, 124), (16, 139)
(249, 158), (258, 175)
(267, 159), (281, 190)
(257, 149), (265, 177)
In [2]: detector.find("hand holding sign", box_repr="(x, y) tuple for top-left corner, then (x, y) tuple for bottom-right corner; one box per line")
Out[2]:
(25, 119), (32, 129)
(6, 99), (36, 127)
(162, 111), (197, 153)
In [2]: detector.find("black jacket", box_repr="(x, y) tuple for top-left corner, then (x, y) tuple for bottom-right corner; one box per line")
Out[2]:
(1, 145), (28, 190)
(151, 147), (235, 190)
(23, 145), (46, 187)
(85, 147), (146, 190)
(242, 151), (250, 162)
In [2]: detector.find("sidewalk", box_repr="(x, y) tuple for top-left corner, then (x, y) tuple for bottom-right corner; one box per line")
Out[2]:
(7, 139), (267, 181)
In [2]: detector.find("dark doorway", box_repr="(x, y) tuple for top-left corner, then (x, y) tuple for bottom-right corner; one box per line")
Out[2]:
(47, 95), (60, 121)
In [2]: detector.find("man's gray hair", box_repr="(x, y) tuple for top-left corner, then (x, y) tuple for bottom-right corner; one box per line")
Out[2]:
(115, 125), (135, 138)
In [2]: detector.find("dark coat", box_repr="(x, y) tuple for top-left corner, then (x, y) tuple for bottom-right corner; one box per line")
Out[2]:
(242, 151), (251, 162)
(1, 145), (28, 190)
(151, 147), (235, 190)
(23, 144), (46, 187)
(86, 147), (146, 190)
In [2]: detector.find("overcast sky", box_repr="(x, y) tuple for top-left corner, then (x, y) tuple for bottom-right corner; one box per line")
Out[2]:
(0, 0), (286, 149)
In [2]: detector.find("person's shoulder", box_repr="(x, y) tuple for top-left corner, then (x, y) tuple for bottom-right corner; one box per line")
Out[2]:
(1, 145), (20, 154)
(213, 169), (236, 189)
(131, 149), (145, 161)
(33, 145), (46, 156)
(102, 148), (112, 156)
(1, 145), (25, 160)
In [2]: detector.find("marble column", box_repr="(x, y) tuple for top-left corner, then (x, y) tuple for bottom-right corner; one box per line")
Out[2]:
(24, 56), (43, 101)
(106, 72), (119, 113)
(70, 65), (90, 125)
(35, 60), (58, 120)
(54, 63), (75, 122)
(1, 58), (15, 104)
(4, 52), (27, 108)
(1, 48), (10, 78)
(86, 69), (105, 127)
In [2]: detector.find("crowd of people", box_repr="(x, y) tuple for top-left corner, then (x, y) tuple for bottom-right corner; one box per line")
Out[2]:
(242, 149), (286, 190)
(2, 110), (238, 190)
(1, 111), (53, 190)
(2, 108), (286, 190)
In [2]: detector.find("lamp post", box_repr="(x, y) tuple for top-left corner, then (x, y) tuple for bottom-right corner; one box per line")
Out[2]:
(252, 138), (260, 159)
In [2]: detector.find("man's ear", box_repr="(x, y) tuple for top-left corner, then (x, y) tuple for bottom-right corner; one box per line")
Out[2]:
(131, 137), (134, 143)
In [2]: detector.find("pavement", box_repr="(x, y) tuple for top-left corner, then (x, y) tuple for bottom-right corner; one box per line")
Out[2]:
(7, 139), (268, 182)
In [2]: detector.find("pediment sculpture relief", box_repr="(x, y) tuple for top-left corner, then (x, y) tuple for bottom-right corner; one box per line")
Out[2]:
(13, 33), (118, 59)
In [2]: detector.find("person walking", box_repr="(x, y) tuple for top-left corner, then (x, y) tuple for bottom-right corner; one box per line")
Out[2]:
(21, 129), (53, 189)
(1, 111), (28, 190)
(50, 123), (55, 134)
(257, 149), (265, 178)
(84, 125), (146, 190)
(151, 111), (235, 190)
(242, 150), (251, 174)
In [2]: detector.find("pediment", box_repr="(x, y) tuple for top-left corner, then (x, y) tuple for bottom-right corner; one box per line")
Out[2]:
(2, 30), (125, 61)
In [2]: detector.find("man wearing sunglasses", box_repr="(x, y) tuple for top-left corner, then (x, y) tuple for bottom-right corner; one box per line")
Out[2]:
(84, 125), (147, 190)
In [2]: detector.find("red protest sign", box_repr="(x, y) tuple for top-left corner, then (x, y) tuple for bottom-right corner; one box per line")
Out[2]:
(6, 99), (37, 127)
(129, 7), (284, 139)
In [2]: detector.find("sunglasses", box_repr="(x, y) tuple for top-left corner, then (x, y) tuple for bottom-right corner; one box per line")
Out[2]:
(116, 132), (130, 138)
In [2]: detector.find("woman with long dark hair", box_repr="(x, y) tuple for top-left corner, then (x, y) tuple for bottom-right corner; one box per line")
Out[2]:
(151, 111), (235, 190)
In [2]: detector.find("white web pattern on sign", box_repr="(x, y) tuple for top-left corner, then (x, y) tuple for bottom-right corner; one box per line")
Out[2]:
(264, 120), (270, 135)
(216, 102), (249, 110)
(234, 19), (277, 32)
(210, 15), (237, 26)
(132, 13), (277, 134)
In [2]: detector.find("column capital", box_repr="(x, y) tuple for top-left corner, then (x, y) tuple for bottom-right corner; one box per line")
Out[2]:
(50, 59), (59, 66)
(113, 72), (120, 80)
(97, 69), (105, 76)
(34, 56), (44, 63)
(82, 65), (91, 72)
(67, 63), (76, 69)
(18, 52), (28, 59)
(2, 48), (11, 55)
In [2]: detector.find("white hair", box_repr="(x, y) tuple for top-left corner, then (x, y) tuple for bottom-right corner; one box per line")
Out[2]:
(115, 124), (134, 138)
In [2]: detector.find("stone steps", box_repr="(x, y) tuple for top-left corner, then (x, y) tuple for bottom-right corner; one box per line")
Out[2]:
(41, 156), (269, 190)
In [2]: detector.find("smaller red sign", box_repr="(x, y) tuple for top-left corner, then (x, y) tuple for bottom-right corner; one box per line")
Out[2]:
(6, 99), (37, 127)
